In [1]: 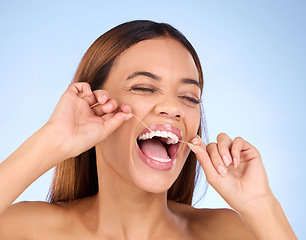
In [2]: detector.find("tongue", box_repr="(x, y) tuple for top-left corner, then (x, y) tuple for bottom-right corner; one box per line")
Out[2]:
(139, 139), (168, 159)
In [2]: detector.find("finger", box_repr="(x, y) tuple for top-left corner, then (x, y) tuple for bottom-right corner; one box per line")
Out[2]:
(81, 90), (110, 107)
(216, 133), (233, 167)
(187, 137), (219, 181)
(231, 137), (246, 168)
(101, 104), (132, 120)
(102, 112), (132, 137)
(68, 82), (92, 96)
(101, 99), (118, 113)
(231, 137), (255, 168)
(121, 104), (132, 114)
(206, 142), (228, 177)
(101, 112), (115, 121)
(91, 104), (106, 116)
(81, 93), (97, 106)
(91, 98), (120, 116)
(94, 90), (109, 104)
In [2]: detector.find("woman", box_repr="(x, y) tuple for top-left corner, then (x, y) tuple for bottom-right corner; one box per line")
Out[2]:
(0, 20), (296, 239)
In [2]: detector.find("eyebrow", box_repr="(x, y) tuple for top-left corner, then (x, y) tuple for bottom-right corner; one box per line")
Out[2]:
(126, 71), (160, 81)
(126, 71), (201, 89)
(181, 78), (201, 88)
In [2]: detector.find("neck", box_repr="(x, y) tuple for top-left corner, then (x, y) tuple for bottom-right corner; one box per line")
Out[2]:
(91, 150), (177, 239)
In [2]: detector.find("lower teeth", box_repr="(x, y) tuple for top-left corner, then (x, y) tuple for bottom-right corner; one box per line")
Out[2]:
(149, 156), (171, 163)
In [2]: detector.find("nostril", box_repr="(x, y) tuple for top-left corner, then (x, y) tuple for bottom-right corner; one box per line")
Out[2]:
(155, 101), (184, 119)
(159, 112), (181, 119)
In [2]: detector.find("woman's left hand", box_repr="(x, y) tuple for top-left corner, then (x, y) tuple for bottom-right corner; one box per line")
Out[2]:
(188, 133), (273, 212)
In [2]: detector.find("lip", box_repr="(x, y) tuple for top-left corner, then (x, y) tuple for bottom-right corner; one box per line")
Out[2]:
(137, 124), (183, 140)
(136, 145), (177, 171)
(136, 124), (182, 171)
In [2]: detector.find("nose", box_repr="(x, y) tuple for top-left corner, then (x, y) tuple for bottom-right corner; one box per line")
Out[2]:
(154, 96), (184, 120)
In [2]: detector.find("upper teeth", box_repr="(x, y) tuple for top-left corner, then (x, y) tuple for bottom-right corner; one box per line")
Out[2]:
(138, 130), (179, 144)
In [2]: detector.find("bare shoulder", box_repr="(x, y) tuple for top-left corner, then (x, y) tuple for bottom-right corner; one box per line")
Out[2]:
(168, 201), (256, 240)
(0, 201), (72, 239)
(187, 208), (257, 239)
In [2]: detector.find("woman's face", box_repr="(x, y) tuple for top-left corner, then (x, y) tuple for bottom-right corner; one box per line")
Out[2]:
(97, 38), (201, 193)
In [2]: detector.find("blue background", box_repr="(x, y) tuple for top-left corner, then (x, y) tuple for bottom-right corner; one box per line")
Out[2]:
(0, 0), (305, 238)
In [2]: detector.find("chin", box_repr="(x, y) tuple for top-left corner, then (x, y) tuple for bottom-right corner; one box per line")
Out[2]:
(130, 167), (183, 194)
(130, 150), (188, 194)
(97, 122), (192, 194)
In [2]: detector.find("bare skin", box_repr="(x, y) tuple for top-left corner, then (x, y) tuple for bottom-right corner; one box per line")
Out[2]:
(0, 197), (254, 239)
(0, 38), (297, 239)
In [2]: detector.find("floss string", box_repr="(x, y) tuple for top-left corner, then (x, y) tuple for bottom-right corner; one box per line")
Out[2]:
(130, 113), (193, 145)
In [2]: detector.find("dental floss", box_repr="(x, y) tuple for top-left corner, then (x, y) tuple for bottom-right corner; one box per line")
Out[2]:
(90, 102), (99, 108)
(178, 140), (192, 144)
(131, 113), (154, 132)
(78, 92), (195, 146)
(131, 113), (193, 145)
(78, 92), (196, 147)
(78, 93), (101, 108)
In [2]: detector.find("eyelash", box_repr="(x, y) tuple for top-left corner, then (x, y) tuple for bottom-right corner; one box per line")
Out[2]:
(131, 86), (156, 93)
(130, 86), (201, 105)
(179, 96), (201, 104)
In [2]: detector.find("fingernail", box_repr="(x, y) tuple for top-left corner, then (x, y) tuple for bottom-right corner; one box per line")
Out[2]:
(217, 165), (227, 177)
(125, 113), (133, 121)
(122, 104), (131, 113)
(187, 143), (198, 153)
(102, 102), (113, 112)
(233, 157), (238, 168)
(99, 95), (108, 104)
(222, 155), (231, 166)
(191, 135), (202, 145)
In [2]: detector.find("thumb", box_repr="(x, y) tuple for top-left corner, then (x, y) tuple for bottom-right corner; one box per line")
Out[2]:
(188, 140), (219, 183)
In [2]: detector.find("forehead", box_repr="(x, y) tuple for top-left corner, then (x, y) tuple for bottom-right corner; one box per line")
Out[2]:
(109, 38), (199, 82)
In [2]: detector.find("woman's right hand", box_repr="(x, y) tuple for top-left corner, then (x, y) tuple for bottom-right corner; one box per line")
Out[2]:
(0, 82), (130, 215)
(46, 82), (132, 162)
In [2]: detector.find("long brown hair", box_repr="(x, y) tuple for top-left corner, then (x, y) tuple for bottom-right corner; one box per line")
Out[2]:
(47, 20), (207, 205)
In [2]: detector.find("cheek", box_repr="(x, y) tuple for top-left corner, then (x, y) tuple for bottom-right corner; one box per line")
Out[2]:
(184, 107), (201, 136)
(120, 95), (157, 117)
(96, 117), (136, 180)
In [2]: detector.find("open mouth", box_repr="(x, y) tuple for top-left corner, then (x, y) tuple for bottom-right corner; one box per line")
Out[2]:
(136, 124), (182, 171)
